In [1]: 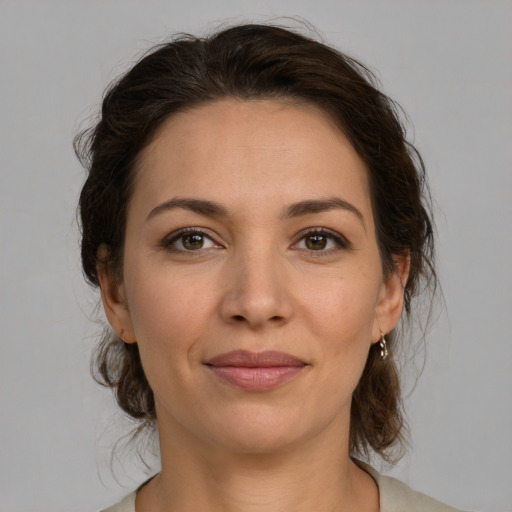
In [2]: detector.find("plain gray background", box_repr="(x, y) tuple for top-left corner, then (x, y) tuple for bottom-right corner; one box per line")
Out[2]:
(1, 1), (511, 511)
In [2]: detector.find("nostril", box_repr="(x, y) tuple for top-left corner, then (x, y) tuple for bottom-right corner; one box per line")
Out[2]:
(231, 314), (284, 324)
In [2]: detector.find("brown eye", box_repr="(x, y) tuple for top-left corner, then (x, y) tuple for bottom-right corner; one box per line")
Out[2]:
(305, 234), (328, 250)
(293, 229), (348, 253)
(182, 234), (205, 250)
(164, 230), (218, 252)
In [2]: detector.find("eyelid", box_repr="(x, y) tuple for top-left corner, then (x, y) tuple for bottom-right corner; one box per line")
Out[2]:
(292, 227), (351, 252)
(161, 227), (222, 251)
(160, 226), (349, 253)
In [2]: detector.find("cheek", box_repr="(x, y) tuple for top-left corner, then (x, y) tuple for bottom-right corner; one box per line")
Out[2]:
(123, 265), (217, 365)
(302, 270), (381, 340)
(300, 269), (381, 390)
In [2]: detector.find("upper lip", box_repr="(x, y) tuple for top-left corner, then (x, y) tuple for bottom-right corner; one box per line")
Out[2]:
(205, 350), (306, 367)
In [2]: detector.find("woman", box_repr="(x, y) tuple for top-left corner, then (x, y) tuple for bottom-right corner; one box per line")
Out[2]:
(76, 23), (465, 512)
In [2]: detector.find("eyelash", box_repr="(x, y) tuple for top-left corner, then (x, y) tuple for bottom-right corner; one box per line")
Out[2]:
(161, 228), (219, 253)
(161, 227), (350, 254)
(293, 228), (350, 254)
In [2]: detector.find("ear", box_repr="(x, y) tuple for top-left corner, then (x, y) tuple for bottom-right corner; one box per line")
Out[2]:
(371, 252), (410, 343)
(97, 245), (136, 344)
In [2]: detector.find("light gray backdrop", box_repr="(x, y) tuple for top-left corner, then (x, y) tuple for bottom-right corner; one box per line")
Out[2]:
(1, 1), (511, 511)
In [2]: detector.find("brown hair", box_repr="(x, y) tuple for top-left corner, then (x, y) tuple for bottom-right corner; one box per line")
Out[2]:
(75, 23), (436, 462)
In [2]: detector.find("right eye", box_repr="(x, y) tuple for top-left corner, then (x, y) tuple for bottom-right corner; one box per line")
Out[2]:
(162, 229), (219, 252)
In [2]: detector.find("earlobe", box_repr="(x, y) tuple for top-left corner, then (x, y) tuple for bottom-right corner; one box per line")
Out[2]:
(372, 252), (410, 343)
(96, 246), (136, 344)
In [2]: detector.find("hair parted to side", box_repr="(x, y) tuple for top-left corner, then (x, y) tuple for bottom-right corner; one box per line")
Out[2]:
(75, 23), (436, 463)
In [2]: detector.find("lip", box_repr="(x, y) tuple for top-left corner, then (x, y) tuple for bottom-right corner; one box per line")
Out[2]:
(204, 350), (308, 391)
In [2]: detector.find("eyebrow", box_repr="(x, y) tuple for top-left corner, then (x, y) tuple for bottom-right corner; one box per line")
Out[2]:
(146, 195), (365, 228)
(282, 197), (366, 228)
(146, 197), (228, 221)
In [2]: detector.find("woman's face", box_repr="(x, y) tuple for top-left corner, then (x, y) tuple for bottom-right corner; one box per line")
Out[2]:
(100, 99), (406, 454)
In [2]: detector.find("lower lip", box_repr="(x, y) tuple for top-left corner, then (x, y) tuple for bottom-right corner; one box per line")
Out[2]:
(207, 366), (305, 391)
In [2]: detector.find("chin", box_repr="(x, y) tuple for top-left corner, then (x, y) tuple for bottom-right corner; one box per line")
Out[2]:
(214, 430), (301, 455)
(200, 407), (319, 455)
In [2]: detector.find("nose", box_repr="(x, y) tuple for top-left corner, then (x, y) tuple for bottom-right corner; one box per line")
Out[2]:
(218, 246), (293, 330)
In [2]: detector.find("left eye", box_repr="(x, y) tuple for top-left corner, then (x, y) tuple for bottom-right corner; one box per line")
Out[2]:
(165, 231), (218, 251)
(294, 231), (346, 251)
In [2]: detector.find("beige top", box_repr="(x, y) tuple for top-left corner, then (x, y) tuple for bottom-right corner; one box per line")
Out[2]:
(101, 462), (467, 512)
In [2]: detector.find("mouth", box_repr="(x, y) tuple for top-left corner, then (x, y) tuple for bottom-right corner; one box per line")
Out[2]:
(204, 350), (308, 391)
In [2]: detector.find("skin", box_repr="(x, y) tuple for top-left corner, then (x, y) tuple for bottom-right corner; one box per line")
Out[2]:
(99, 99), (408, 512)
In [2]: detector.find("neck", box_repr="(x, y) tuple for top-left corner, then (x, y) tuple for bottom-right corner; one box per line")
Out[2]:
(136, 416), (378, 512)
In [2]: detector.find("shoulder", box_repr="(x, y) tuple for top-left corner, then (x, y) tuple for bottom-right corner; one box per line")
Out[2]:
(377, 472), (467, 512)
(101, 466), (471, 512)
(100, 473), (158, 512)
(356, 460), (469, 512)
(100, 491), (136, 512)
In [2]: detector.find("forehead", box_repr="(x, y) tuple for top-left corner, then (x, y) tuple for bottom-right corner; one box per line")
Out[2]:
(133, 99), (372, 220)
